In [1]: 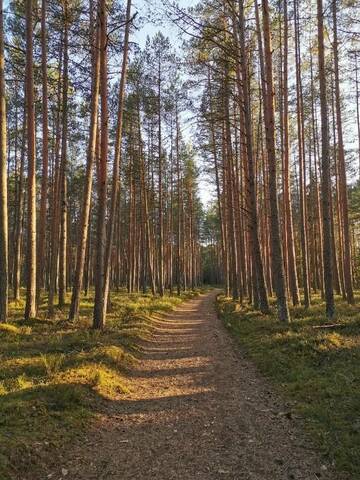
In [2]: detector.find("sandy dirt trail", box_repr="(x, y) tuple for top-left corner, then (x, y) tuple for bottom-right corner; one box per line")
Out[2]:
(55, 290), (338, 480)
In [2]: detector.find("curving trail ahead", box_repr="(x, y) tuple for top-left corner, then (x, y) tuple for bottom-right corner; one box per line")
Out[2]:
(57, 291), (339, 479)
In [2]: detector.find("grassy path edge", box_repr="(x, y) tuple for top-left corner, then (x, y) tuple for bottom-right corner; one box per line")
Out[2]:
(0, 289), (202, 479)
(216, 293), (359, 479)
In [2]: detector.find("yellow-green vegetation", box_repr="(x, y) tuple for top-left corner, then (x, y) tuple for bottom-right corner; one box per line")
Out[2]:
(0, 290), (199, 479)
(217, 294), (360, 478)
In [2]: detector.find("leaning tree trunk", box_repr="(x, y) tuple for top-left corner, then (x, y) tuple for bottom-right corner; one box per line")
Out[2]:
(68, 11), (100, 322)
(101, 0), (132, 319)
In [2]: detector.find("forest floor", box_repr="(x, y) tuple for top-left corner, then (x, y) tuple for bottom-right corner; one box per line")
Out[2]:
(218, 294), (360, 479)
(40, 290), (342, 480)
(0, 290), (198, 480)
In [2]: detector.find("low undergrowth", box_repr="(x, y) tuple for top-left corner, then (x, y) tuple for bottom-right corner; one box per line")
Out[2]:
(217, 293), (360, 478)
(0, 289), (199, 479)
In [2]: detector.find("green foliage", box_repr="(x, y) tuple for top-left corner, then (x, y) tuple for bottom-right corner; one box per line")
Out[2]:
(40, 353), (66, 378)
(0, 290), (199, 479)
(217, 294), (360, 477)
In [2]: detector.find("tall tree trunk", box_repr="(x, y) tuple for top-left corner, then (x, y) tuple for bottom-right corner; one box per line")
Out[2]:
(13, 114), (25, 301)
(48, 38), (63, 315)
(68, 7), (100, 322)
(330, 80), (343, 297)
(93, 0), (108, 329)
(238, 0), (269, 312)
(261, 0), (290, 322)
(254, 0), (272, 297)
(138, 108), (156, 295)
(332, 1), (354, 304)
(102, 0), (132, 318)
(176, 104), (182, 295)
(58, 0), (69, 309)
(24, 0), (37, 321)
(282, 0), (299, 305)
(9, 89), (19, 291)
(355, 53), (360, 181)
(36, 0), (49, 307)
(207, 68), (228, 295)
(310, 52), (324, 296)
(317, 0), (335, 318)
(0, 0), (7, 322)
(223, 68), (239, 300)
(158, 58), (164, 296)
(294, 0), (310, 308)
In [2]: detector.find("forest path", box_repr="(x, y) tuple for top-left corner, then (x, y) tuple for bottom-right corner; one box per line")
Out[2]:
(59, 290), (337, 480)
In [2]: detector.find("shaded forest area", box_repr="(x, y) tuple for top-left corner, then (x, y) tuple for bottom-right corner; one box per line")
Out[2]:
(0, 0), (360, 478)
(195, 0), (360, 322)
(1, 0), (360, 324)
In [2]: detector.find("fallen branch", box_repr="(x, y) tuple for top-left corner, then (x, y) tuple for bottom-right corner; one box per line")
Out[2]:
(312, 324), (345, 329)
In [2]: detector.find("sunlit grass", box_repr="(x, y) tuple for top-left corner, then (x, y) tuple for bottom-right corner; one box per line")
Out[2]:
(217, 292), (360, 477)
(0, 288), (200, 479)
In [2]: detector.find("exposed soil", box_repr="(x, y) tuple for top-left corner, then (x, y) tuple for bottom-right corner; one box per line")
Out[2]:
(48, 291), (340, 480)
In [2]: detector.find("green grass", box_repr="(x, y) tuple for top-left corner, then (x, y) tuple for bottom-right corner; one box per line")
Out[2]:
(0, 288), (200, 479)
(217, 293), (360, 478)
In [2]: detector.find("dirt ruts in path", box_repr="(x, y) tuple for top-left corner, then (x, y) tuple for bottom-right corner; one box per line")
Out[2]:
(53, 291), (340, 480)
